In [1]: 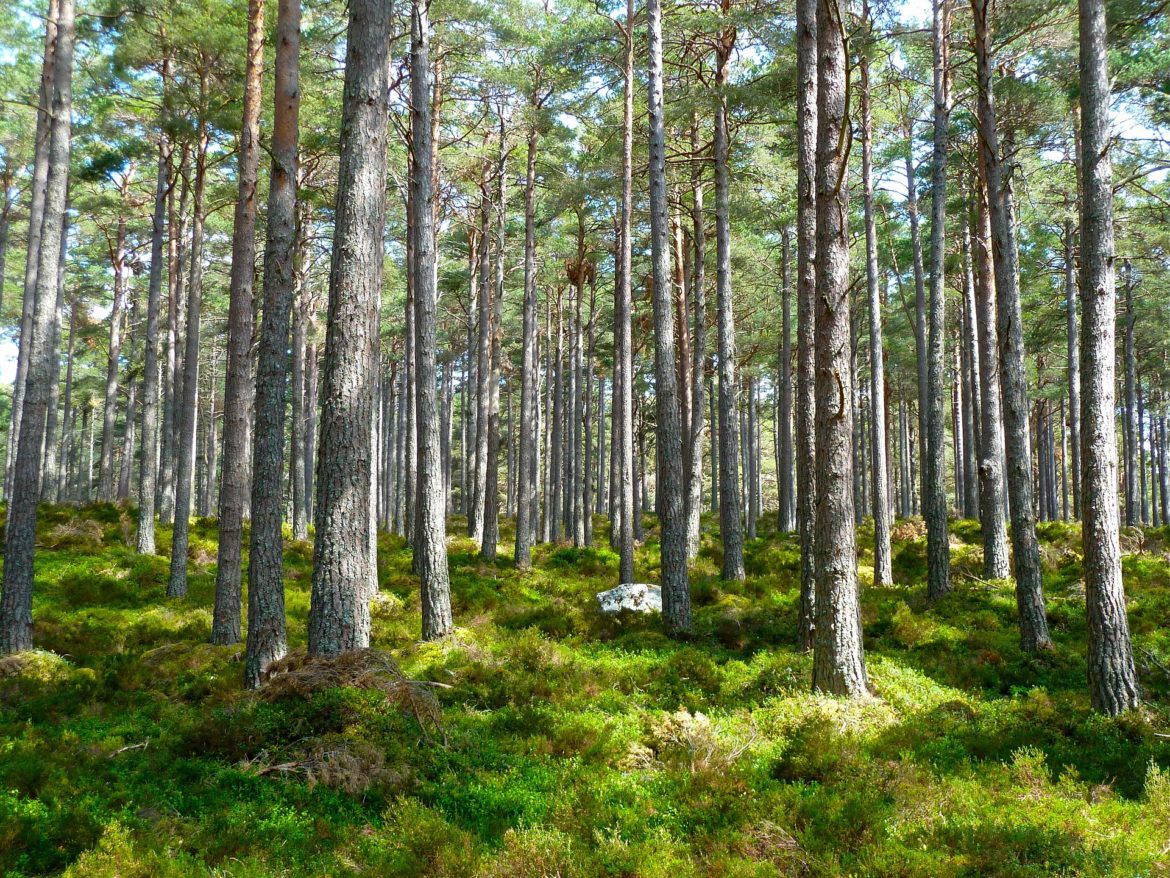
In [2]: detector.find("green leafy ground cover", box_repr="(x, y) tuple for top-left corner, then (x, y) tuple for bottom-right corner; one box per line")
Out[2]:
(1, 504), (1169, 876)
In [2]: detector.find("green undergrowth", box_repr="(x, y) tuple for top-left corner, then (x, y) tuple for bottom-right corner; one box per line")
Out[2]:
(1, 503), (1169, 876)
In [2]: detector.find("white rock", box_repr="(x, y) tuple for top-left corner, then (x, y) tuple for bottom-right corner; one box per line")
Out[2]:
(596, 583), (662, 614)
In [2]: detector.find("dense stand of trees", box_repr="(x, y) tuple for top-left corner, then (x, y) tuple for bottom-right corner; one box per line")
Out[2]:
(0, 0), (1167, 714)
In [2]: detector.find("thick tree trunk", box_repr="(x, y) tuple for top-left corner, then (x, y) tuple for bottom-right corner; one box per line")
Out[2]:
(166, 67), (210, 599)
(794, 0), (818, 650)
(648, 0), (692, 633)
(811, 0), (867, 697)
(1078, 0), (1139, 713)
(246, 0), (299, 685)
(0, 0), (73, 654)
(309, 0), (391, 655)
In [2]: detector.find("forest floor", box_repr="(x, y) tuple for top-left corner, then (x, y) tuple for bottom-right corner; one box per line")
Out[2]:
(1, 505), (1169, 877)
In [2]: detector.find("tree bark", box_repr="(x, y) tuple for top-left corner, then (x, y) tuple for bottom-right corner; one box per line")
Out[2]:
(648, 0), (692, 633)
(213, 0), (266, 644)
(246, 0), (299, 685)
(811, 0), (868, 697)
(971, 0), (1051, 650)
(923, 0), (952, 600)
(166, 63), (210, 599)
(481, 122), (506, 560)
(1078, 0), (1139, 713)
(309, 0), (391, 655)
(860, 16), (891, 586)
(408, 0), (454, 640)
(795, 0), (818, 650)
(971, 185), (1010, 579)
(714, 29), (744, 583)
(0, 0), (73, 654)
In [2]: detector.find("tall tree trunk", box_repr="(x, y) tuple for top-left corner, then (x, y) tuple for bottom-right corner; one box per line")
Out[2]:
(1078, 0), (1139, 714)
(289, 205), (311, 540)
(714, 28), (744, 583)
(960, 216), (981, 518)
(99, 207), (130, 501)
(57, 300), (76, 501)
(408, 0), (454, 640)
(904, 122), (927, 520)
(972, 181), (1010, 578)
(795, 0), (818, 650)
(1123, 260), (1138, 526)
(481, 124), (506, 560)
(308, 0), (391, 654)
(923, 0), (952, 599)
(166, 63), (210, 599)
(0, 0), (73, 654)
(685, 118), (707, 559)
(860, 16), (891, 586)
(158, 147), (189, 523)
(214, 0), (266, 644)
(811, 0), (867, 697)
(971, 0), (1051, 650)
(610, 3), (636, 583)
(246, 0), (299, 685)
(648, 0), (692, 633)
(7, 0), (59, 502)
(40, 210), (67, 502)
(777, 230), (794, 532)
(470, 170), (491, 544)
(136, 93), (172, 553)
(1064, 220), (1081, 519)
(514, 86), (543, 569)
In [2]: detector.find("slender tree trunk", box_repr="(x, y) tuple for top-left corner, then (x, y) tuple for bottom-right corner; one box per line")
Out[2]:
(481, 125), (506, 560)
(0, 0), (73, 654)
(289, 206), (311, 540)
(57, 301), (76, 501)
(795, 0), (818, 650)
(158, 147), (188, 524)
(245, 0), (299, 685)
(611, 5), (636, 583)
(1064, 220), (1081, 519)
(7, 0), (59, 502)
(960, 218), (981, 518)
(99, 209), (129, 502)
(471, 172), (491, 544)
(166, 65), (210, 599)
(860, 18), (891, 586)
(308, 0), (391, 654)
(971, 0), (1051, 650)
(136, 97), (172, 552)
(714, 32), (744, 582)
(1078, 0), (1139, 713)
(648, 0), (692, 632)
(408, 0), (454, 640)
(514, 89), (542, 569)
(811, 0), (867, 697)
(40, 211), (67, 502)
(973, 173), (1011, 577)
(213, 0), (266, 643)
(923, 0), (952, 599)
(685, 119), (707, 559)
(1123, 260), (1138, 526)
(777, 230), (794, 532)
